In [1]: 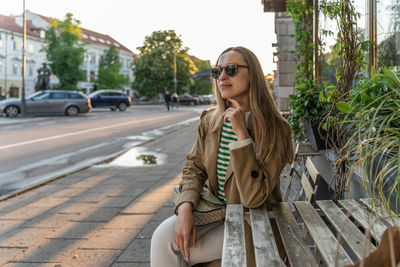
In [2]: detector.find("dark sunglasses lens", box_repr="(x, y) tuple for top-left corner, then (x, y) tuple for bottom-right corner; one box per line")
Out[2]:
(211, 68), (221, 79)
(225, 64), (237, 76)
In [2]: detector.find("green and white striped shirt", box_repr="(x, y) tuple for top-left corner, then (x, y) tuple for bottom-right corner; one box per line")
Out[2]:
(216, 119), (237, 203)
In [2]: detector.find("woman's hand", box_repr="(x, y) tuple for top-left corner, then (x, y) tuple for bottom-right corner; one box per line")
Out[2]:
(223, 107), (250, 140)
(174, 202), (196, 262)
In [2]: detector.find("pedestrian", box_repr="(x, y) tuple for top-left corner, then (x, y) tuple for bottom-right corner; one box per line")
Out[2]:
(164, 90), (172, 111)
(172, 92), (179, 110)
(150, 46), (294, 267)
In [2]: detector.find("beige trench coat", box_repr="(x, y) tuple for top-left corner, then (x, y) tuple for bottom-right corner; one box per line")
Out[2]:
(175, 107), (288, 266)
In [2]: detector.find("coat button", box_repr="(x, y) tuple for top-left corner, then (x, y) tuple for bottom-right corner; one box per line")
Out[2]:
(179, 185), (183, 192)
(251, 170), (259, 179)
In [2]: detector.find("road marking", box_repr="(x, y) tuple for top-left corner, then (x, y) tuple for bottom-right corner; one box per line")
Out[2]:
(0, 114), (178, 151)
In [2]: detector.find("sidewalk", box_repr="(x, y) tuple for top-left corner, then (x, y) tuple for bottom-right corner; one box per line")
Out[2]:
(0, 119), (198, 266)
(0, 117), (297, 267)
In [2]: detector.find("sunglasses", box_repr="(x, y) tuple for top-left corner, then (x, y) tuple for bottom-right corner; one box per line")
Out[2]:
(210, 64), (249, 79)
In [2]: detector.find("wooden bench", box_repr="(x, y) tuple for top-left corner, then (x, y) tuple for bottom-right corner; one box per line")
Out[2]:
(222, 199), (393, 267)
(283, 143), (321, 201)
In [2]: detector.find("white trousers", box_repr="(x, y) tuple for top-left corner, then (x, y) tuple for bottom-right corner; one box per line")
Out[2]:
(150, 216), (224, 267)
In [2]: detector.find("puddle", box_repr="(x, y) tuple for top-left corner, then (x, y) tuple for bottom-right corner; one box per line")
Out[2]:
(107, 147), (167, 167)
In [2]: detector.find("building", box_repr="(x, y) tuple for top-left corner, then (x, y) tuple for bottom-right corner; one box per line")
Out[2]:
(0, 11), (135, 99)
(261, 1), (295, 111)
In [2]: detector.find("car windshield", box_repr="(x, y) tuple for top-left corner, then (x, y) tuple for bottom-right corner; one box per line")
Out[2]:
(88, 92), (100, 97)
(29, 92), (51, 100)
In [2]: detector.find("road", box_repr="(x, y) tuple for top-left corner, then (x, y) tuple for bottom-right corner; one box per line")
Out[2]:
(0, 105), (205, 196)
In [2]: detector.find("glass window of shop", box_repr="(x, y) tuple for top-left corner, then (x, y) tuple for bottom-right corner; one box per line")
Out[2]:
(377, 0), (400, 68)
(318, 0), (368, 84)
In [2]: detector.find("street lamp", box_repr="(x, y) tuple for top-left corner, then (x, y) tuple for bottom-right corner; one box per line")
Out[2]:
(165, 34), (177, 93)
(21, 0), (27, 116)
(173, 50), (177, 93)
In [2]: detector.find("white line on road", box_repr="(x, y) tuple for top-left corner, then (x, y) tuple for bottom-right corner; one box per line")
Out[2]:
(0, 114), (178, 151)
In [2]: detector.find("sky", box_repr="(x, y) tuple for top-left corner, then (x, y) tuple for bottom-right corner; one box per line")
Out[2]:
(2, 0), (277, 74)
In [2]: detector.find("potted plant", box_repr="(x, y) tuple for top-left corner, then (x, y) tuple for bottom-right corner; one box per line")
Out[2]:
(340, 67), (400, 215)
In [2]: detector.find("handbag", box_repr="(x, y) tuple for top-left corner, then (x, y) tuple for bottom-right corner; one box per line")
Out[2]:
(173, 185), (226, 226)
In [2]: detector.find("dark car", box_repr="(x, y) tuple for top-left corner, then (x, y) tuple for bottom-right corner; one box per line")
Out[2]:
(0, 90), (92, 117)
(178, 94), (200, 106)
(89, 90), (131, 111)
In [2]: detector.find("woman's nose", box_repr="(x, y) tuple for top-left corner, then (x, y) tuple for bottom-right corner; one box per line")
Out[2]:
(218, 69), (228, 80)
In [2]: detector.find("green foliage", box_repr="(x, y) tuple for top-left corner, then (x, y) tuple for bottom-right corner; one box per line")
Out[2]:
(289, 80), (326, 138)
(189, 58), (212, 95)
(287, 0), (320, 139)
(97, 45), (129, 89)
(43, 13), (85, 90)
(132, 30), (196, 98)
(343, 67), (400, 215)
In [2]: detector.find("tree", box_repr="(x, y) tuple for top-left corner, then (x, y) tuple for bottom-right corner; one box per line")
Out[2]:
(43, 13), (85, 90)
(97, 44), (129, 89)
(132, 30), (196, 98)
(189, 57), (212, 95)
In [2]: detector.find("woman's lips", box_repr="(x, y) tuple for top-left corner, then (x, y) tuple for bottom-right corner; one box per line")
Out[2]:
(219, 84), (232, 89)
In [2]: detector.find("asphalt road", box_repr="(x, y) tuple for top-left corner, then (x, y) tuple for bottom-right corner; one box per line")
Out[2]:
(0, 105), (206, 196)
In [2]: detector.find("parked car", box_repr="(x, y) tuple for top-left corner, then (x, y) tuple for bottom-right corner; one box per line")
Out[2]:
(0, 90), (92, 117)
(178, 93), (200, 106)
(201, 94), (216, 105)
(89, 90), (131, 111)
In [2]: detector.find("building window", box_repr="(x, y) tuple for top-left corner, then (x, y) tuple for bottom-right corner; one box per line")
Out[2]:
(377, 0), (400, 68)
(40, 30), (45, 39)
(13, 40), (18, 51)
(90, 53), (96, 64)
(13, 63), (18, 75)
(0, 34), (3, 48)
(0, 61), (2, 74)
(90, 71), (95, 82)
(28, 44), (34, 53)
(29, 65), (33, 76)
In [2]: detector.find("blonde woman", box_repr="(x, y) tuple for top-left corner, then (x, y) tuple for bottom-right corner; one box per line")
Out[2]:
(151, 46), (294, 267)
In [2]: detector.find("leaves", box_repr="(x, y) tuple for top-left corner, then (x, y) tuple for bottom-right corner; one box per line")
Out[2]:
(132, 30), (197, 98)
(97, 45), (129, 89)
(43, 13), (85, 90)
(336, 101), (352, 114)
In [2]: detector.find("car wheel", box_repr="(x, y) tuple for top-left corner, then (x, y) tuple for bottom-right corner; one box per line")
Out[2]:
(66, 106), (79, 116)
(118, 102), (127, 111)
(190, 101), (195, 106)
(5, 105), (19, 118)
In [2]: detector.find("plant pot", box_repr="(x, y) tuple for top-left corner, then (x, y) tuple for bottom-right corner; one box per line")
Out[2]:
(303, 122), (329, 151)
(365, 151), (399, 214)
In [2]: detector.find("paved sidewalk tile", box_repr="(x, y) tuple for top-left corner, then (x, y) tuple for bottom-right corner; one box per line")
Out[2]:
(79, 229), (140, 249)
(0, 120), (199, 266)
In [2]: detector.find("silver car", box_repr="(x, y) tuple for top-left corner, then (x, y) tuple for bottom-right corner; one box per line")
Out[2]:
(0, 90), (92, 117)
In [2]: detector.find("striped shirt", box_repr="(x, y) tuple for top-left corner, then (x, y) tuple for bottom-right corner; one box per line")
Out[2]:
(216, 120), (237, 203)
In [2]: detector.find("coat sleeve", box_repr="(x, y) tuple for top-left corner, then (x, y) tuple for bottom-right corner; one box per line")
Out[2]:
(173, 110), (209, 215)
(230, 143), (285, 208)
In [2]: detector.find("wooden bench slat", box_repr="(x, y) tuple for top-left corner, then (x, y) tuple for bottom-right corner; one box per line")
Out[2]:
(338, 199), (388, 242)
(294, 201), (353, 266)
(301, 173), (314, 202)
(305, 157), (321, 184)
(249, 204), (281, 267)
(273, 202), (317, 267)
(297, 143), (321, 156)
(316, 200), (376, 260)
(222, 204), (246, 267)
(360, 198), (400, 227)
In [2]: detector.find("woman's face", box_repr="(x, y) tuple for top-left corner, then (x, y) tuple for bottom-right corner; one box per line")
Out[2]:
(217, 51), (250, 104)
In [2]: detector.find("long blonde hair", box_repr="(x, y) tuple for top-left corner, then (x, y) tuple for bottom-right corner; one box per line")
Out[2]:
(212, 46), (294, 166)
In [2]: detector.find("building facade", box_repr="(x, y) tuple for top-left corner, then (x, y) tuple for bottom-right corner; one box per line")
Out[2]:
(0, 11), (135, 99)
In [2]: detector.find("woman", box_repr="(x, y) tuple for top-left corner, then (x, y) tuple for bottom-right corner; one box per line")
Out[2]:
(151, 46), (294, 267)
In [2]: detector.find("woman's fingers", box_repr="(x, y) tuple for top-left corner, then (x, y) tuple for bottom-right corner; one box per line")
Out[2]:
(192, 223), (197, 248)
